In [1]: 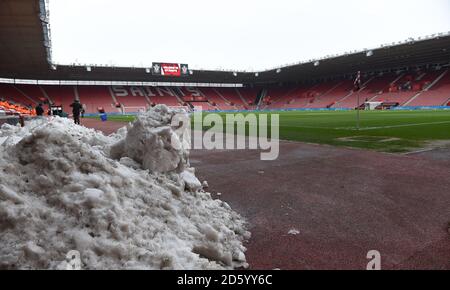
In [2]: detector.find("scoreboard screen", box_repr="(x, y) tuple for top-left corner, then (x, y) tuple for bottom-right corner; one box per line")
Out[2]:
(152, 63), (189, 77)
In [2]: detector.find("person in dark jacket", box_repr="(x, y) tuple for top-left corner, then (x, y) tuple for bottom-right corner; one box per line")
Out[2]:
(70, 100), (83, 125)
(35, 103), (44, 116)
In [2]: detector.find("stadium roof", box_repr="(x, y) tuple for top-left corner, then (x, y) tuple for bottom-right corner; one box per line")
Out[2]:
(0, 0), (50, 77)
(1, 0), (450, 85)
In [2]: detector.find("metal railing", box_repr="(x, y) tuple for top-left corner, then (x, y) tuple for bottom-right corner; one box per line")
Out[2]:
(0, 77), (243, 87)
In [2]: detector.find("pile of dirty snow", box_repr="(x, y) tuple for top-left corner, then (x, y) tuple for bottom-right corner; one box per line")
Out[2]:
(0, 105), (249, 270)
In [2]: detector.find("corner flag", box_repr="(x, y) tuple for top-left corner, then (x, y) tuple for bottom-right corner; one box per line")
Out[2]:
(354, 71), (361, 91)
(354, 71), (362, 130)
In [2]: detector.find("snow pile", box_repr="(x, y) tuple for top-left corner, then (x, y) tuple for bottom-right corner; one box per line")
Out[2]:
(110, 105), (189, 174)
(0, 106), (249, 270)
(288, 229), (300, 235)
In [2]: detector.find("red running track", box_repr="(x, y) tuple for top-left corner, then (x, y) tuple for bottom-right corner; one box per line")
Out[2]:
(84, 118), (450, 270)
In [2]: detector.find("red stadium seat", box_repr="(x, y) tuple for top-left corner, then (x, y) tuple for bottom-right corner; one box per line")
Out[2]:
(0, 69), (449, 114)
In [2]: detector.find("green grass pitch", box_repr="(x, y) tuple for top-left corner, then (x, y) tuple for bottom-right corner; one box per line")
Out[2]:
(91, 110), (450, 153)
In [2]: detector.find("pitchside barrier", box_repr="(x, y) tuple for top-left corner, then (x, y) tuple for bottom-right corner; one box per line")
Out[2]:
(392, 106), (450, 111)
(82, 105), (450, 117)
(204, 106), (450, 113)
(0, 115), (20, 126)
(201, 107), (353, 113)
(84, 106), (191, 117)
(121, 106), (147, 115)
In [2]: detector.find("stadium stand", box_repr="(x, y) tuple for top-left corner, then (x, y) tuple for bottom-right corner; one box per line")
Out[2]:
(12, 84), (44, 104)
(405, 69), (450, 107)
(1, 0), (449, 114)
(0, 68), (449, 113)
(0, 98), (34, 116)
(110, 86), (150, 110)
(213, 88), (247, 110)
(0, 83), (38, 108)
(263, 85), (313, 109)
(2, 0), (450, 113)
(305, 81), (348, 109)
(145, 87), (182, 107)
(41, 85), (77, 113)
(369, 73), (419, 106)
(334, 74), (394, 108)
(78, 86), (116, 113)
(199, 88), (237, 110)
(177, 87), (217, 111)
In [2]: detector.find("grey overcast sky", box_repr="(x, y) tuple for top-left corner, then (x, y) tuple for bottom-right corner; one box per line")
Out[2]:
(49, 0), (450, 71)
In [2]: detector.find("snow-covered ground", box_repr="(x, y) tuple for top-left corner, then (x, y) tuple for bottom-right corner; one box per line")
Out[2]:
(0, 105), (249, 270)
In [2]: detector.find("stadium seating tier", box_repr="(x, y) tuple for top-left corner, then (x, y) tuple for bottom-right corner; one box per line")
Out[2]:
(0, 69), (449, 115)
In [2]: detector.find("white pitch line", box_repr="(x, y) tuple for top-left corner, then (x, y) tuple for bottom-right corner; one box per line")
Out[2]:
(356, 121), (450, 130)
(280, 120), (450, 131)
(197, 120), (450, 131)
(403, 148), (436, 155)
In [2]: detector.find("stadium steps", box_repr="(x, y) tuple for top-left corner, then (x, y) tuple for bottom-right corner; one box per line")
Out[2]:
(318, 82), (342, 98)
(14, 84), (47, 104)
(178, 87), (216, 110)
(403, 91), (425, 106)
(367, 94), (380, 102)
(416, 72), (426, 81)
(0, 84), (33, 107)
(40, 86), (54, 105)
(390, 73), (405, 86)
(41, 85), (77, 112)
(12, 85), (39, 105)
(423, 70), (448, 91)
(212, 88), (230, 103)
(165, 87), (184, 105)
(220, 88), (247, 109)
(107, 86), (122, 113)
(263, 87), (295, 109)
(77, 86), (116, 113)
(332, 91), (354, 107)
(357, 74), (405, 106)
(175, 87), (186, 99)
(234, 88), (249, 106)
(212, 88), (237, 109)
(141, 87), (154, 105)
(199, 88), (229, 110)
(142, 87), (181, 107)
(108, 86), (118, 104)
(256, 88), (267, 109)
(197, 88), (219, 110)
(305, 82), (342, 107)
(38, 85), (52, 105)
(74, 86), (80, 101)
(369, 74), (419, 106)
(399, 91), (423, 106)
(403, 70), (448, 107)
(272, 84), (319, 109)
(442, 97), (450, 106)
(141, 87), (152, 105)
(363, 73), (405, 104)
(332, 77), (375, 108)
(366, 74), (398, 102)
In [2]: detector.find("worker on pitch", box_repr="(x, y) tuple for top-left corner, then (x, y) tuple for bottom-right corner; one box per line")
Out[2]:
(35, 103), (44, 117)
(70, 99), (83, 125)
